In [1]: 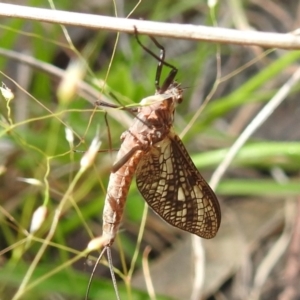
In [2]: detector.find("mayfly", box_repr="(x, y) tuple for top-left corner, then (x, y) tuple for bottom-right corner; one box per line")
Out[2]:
(101, 32), (221, 247)
(87, 28), (221, 299)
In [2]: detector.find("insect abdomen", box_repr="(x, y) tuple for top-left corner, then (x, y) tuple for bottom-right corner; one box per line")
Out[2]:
(102, 148), (144, 246)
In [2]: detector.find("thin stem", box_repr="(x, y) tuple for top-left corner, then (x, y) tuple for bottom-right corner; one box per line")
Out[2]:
(1, 3), (300, 49)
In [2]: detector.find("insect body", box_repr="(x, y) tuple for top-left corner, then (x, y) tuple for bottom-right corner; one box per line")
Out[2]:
(86, 31), (222, 300)
(101, 34), (221, 247)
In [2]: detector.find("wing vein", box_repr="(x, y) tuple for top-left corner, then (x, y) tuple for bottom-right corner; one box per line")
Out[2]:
(136, 133), (221, 239)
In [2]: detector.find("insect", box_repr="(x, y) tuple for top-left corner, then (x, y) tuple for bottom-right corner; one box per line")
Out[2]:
(101, 30), (221, 246)
(87, 28), (221, 300)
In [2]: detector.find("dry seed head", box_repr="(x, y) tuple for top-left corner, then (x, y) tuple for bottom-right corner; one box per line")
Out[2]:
(80, 136), (101, 171)
(0, 165), (6, 175)
(65, 127), (74, 145)
(87, 236), (109, 251)
(208, 0), (218, 7)
(29, 205), (48, 233)
(140, 95), (163, 105)
(17, 177), (42, 186)
(57, 60), (85, 104)
(0, 83), (14, 101)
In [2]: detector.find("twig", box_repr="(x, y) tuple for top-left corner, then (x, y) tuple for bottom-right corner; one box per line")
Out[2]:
(278, 196), (300, 300)
(142, 246), (156, 300)
(0, 47), (132, 127)
(1, 3), (300, 49)
(190, 236), (205, 300)
(209, 66), (300, 191)
(248, 197), (295, 300)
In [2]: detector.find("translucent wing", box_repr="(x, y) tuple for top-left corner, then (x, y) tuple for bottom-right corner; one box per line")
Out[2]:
(136, 133), (221, 239)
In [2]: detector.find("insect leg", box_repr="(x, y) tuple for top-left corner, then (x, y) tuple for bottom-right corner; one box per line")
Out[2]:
(147, 35), (178, 93)
(133, 26), (178, 93)
(111, 145), (141, 173)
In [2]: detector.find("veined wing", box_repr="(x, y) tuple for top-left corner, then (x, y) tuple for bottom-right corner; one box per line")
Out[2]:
(136, 133), (221, 239)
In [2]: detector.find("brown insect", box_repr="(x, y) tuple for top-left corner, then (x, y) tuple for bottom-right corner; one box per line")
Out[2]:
(101, 32), (221, 246)
(87, 29), (221, 300)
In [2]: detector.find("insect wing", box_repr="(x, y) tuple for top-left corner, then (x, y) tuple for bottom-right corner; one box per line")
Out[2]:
(136, 134), (221, 239)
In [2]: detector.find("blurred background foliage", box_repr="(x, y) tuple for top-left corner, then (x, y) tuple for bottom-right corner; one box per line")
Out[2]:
(1, 0), (300, 299)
